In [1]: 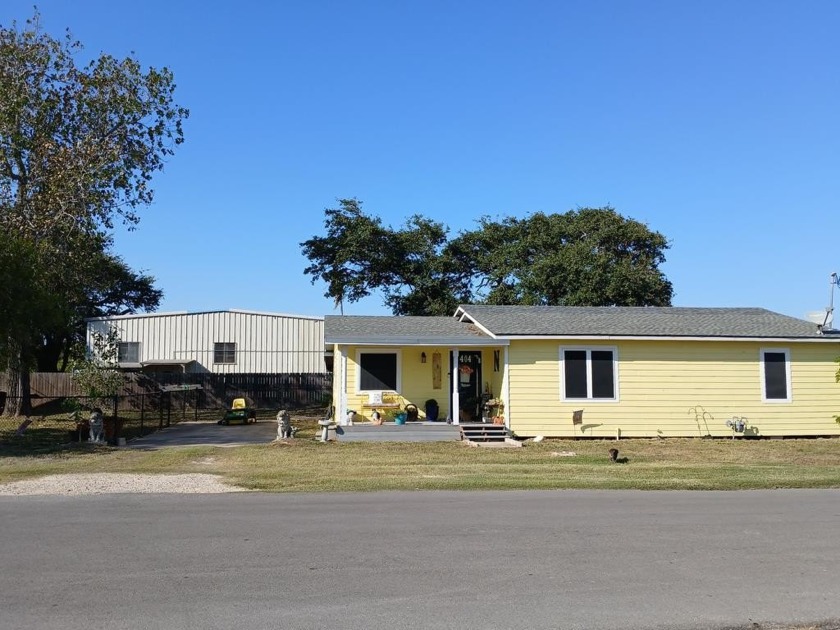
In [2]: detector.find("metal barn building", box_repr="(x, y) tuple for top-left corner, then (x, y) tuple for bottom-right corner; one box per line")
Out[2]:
(86, 310), (326, 374)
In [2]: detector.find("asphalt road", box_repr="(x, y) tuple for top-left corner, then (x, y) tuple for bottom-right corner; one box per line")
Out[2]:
(2, 490), (839, 630)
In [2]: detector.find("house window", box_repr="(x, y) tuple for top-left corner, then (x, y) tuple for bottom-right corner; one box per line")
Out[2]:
(214, 342), (236, 364)
(357, 350), (400, 391)
(560, 347), (618, 401)
(118, 342), (140, 363)
(760, 349), (791, 402)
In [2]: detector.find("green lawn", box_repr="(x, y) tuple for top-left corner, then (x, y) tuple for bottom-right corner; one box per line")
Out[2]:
(2, 416), (840, 492)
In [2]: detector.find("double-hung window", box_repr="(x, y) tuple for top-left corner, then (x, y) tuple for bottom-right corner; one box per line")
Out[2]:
(760, 348), (791, 402)
(357, 350), (400, 392)
(561, 347), (618, 401)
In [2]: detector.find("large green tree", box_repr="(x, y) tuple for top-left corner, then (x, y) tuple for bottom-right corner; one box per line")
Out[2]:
(451, 207), (673, 307)
(301, 199), (471, 316)
(35, 249), (163, 372)
(0, 12), (187, 415)
(302, 202), (672, 315)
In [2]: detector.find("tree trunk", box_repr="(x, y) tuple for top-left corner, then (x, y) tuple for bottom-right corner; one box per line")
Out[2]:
(36, 333), (65, 372)
(3, 343), (32, 417)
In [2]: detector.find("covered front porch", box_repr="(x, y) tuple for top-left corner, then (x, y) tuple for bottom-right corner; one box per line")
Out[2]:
(332, 343), (509, 427)
(325, 313), (510, 432)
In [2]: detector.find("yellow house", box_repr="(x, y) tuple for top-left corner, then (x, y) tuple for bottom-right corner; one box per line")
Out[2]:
(326, 305), (840, 438)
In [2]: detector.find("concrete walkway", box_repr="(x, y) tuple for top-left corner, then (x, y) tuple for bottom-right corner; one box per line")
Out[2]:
(127, 420), (276, 449)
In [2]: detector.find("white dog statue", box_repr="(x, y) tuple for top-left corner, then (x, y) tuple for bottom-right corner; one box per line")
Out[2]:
(276, 410), (293, 439)
(89, 408), (104, 444)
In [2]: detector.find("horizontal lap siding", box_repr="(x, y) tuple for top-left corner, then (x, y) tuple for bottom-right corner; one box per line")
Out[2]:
(340, 345), (502, 422)
(508, 340), (840, 438)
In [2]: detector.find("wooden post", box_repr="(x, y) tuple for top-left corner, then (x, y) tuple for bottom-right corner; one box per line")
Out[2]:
(112, 395), (119, 445)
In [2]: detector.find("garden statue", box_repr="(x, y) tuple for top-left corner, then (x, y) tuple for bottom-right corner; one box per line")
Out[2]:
(89, 408), (104, 443)
(276, 410), (293, 439)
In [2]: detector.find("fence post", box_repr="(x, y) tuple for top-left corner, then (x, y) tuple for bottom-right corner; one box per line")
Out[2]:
(112, 395), (119, 445)
(166, 391), (172, 427)
(140, 393), (145, 435)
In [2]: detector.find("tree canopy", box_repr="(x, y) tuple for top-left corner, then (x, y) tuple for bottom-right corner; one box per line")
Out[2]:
(301, 199), (471, 316)
(302, 201), (673, 316)
(0, 12), (187, 414)
(34, 249), (163, 372)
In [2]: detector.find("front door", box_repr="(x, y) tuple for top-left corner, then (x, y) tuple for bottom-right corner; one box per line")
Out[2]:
(454, 351), (482, 423)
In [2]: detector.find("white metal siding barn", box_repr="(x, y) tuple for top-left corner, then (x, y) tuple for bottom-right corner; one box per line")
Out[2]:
(86, 310), (326, 374)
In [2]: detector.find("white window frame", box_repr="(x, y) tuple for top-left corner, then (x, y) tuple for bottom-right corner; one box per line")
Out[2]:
(759, 348), (792, 403)
(559, 346), (619, 402)
(117, 341), (140, 364)
(356, 348), (402, 393)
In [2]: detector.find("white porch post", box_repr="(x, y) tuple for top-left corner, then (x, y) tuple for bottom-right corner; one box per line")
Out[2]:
(336, 345), (348, 425)
(502, 345), (511, 430)
(451, 347), (460, 425)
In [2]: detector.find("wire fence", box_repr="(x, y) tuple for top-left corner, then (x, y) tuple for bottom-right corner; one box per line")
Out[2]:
(0, 373), (333, 450)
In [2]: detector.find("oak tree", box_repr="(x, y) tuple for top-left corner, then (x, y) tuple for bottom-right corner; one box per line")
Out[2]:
(302, 203), (672, 315)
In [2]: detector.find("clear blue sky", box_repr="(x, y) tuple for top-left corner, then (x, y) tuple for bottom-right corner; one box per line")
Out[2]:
(5, 1), (840, 319)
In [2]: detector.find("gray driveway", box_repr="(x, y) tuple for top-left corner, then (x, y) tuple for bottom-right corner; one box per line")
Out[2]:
(128, 420), (277, 449)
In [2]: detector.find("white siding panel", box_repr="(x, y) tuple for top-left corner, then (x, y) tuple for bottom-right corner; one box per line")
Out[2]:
(87, 311), (325, 374)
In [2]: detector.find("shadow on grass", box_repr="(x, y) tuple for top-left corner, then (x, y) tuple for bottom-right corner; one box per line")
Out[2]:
(0, 426), (101, 456)
(0, 420), (161, 457)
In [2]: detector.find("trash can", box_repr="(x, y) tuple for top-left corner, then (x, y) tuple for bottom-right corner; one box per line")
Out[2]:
(394, 411), (407, 425)
(404, 404), (419, 422)
(425, 399), (439, 422)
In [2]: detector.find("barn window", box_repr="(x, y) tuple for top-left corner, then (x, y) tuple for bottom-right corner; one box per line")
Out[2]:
(214, 342), (236, 364)
(357, 350), (400, 392)
(760, 349), (791, 402)
(118, 342), (140, 363)
(560, 347), (618, 401)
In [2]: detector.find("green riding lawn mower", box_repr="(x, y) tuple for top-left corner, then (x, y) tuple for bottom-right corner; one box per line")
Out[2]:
(218, 398), (257, 425)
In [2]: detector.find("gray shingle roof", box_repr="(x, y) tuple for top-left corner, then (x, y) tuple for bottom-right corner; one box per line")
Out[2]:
(457, 305), (830, 339)
(325, 315), (494, 345)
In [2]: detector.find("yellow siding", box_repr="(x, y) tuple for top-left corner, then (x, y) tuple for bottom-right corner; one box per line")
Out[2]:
(334, 345), (505, 422)
(338, 345), (451, 421)
(508, 340), (840, 438)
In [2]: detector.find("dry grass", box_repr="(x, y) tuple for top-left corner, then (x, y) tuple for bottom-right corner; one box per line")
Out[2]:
(2, 429), (840, 492)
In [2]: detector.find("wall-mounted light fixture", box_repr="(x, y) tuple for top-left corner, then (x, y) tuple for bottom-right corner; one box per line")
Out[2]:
(421, 352), (427, 364)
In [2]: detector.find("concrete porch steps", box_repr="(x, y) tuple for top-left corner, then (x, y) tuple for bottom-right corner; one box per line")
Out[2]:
(460, 423), (511, 443)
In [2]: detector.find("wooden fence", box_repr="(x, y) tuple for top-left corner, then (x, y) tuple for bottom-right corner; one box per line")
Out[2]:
(1, 371), (332, 410)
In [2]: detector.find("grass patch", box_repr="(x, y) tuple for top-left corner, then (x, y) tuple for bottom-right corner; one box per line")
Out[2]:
(2, 432), (840, 492)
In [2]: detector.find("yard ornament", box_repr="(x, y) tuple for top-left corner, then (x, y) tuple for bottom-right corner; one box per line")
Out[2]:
(89, 409), (104, 443)
(276, 410), (293, 439)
